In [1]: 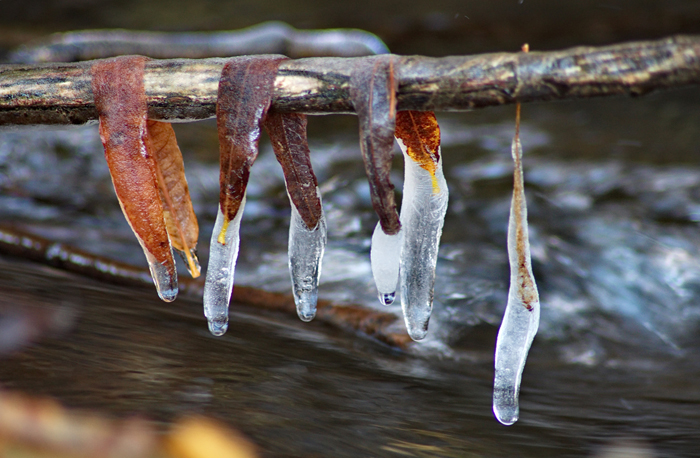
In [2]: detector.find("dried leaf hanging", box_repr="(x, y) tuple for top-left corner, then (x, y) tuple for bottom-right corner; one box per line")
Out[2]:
(349, 55), (400, 235)
(92, 56), (200, 300)
(349, 55), (403, 306)
(394, 110), (449, 341)
(147, 120), (201, 278)
(493, 59), (541, 425)
(204, 55), (288, 336)
(264, 112), (327, 322)
(92, 56), (178, 301)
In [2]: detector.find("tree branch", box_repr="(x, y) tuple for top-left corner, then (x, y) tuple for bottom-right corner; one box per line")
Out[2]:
(1, 35), (699, 126)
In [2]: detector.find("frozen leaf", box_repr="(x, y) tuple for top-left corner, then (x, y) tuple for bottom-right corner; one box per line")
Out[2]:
(147, 120), (201, 278)
(263, 112), (322, 229)
(493, 100), (540, 426)
(349, 55), (400, 236)
(264, 111), (326, 321)
(91, 56), (178, 302)
(204, 55), (287, 335)
(394, 110), (449, 340)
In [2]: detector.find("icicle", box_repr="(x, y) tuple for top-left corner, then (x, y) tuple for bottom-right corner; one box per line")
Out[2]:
(263, 111), (326, 322)
(205, 55), (287, 336)
(288, 192), (327, 321)
(395, 111), (448, 341)
(203, 197), (246, 336)
(370, 222), (401, 305)
(493, 94), (540, 425)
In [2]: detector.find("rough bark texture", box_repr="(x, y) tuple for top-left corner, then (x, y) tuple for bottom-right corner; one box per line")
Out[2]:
(2, 35), (700, 125)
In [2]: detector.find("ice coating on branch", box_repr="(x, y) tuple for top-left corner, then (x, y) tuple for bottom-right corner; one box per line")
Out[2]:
(288, 193), (327, 321)
(493, 106), (540, 426)
(203, 197), (246, 336)
(370, 222), (401, 305)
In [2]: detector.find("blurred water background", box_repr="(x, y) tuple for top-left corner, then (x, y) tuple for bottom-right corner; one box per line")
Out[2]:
(2, 1), (700, 456)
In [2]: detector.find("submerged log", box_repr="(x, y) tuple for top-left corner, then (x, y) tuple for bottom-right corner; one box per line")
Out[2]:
(1, 35), (700, 126)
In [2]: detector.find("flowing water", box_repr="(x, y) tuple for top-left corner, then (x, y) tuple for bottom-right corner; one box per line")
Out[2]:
(2, 2), (700, 456)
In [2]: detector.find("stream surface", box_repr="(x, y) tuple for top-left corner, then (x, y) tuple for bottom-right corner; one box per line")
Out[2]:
(2, 2), (700, 457)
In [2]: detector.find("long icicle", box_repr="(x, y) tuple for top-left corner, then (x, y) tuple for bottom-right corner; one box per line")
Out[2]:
(493, 44), (541, 425)
(395, 111), (448, 341)
(264, 112), (327, 322)
(204, 55), (288, 336)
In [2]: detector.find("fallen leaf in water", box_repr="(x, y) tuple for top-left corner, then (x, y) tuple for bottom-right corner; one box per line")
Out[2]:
(0, 390), (260, 458)
(350, 55), (400, 235)
(147, 120), (200, 278)
(166, 416), (259, 458)
(0, 390), (157, 458)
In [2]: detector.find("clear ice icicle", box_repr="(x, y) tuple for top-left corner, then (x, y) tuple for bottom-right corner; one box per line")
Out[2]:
(493, 102), (540, 426)
(203, 197), (246, 336)
(395, 111), (449, 341)
(288, 196), (327, 321)
(263, 111), (326, 322)
(370, 222), (401, 305)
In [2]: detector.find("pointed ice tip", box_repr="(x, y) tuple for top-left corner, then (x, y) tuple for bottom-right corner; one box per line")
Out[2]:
(493, 387), (520, 425)
(406, 317), (430, 341)
(157, 287), (178, 303)
(494, 404), (519, 426)
(379, 292), (396, 306)
(294, 291), (317, 322)
(297, 308), (316, 322)
(147, 257), (178, 302)
(176, 247), (201, 279)
(207, 317), (229, 336)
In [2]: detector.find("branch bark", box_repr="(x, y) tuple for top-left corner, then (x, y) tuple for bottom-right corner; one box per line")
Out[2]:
(1, 35), (700, 126)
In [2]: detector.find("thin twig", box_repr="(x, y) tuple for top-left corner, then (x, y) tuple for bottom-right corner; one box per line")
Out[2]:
(1, 35), (699, 126)
(0, 226), (412, 348)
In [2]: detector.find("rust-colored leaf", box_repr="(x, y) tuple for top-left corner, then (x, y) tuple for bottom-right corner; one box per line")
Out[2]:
(147, 120), (201, 278)
(349, 54), (400, 235)
(91, 56), (177, 301)
(263, 111), (322, 230)
(216, 54), (288, 243)
(394, 110), (442, 193)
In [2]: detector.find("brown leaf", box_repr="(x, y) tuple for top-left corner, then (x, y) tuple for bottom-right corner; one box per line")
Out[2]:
(349, 55), (400, 235)
(216, 55), (288, 243)
(147, 120), (201, 278)
(394, 110), (441, 193)
(91, 56), (177, 301)
(263, 111), (322, 230)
